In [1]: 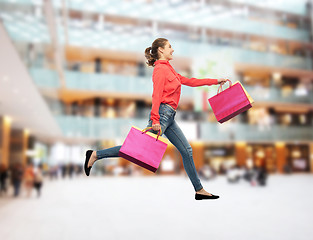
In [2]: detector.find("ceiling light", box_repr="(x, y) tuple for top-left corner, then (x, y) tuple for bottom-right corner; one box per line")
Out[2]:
(13, 88), (19, 94)
(2, 75), (9, 82)
(4, 116), (13, 124)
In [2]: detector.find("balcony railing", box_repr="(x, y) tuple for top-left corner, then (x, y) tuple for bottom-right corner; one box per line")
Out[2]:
(55, 115), (313, 141)
(2, 12), (311, 71)
(59, 0), (310, 42)
(30, 68), (313, 104)
(200, 122), (313, 141)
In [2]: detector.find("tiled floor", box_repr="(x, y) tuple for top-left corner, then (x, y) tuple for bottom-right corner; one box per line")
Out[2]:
(0, 174), (312, 240)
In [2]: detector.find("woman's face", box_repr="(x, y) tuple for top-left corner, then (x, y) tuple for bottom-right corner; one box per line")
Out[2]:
(158, 41), (174, 61)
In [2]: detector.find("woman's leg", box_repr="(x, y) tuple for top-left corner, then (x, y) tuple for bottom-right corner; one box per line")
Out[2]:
(164, 120), (203, 192)
(96, 146), (122, 160)
(87, 146), (122, 169)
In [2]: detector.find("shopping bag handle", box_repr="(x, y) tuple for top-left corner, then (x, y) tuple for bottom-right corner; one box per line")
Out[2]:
(142, 127), (162, 141)
(217, 79), (232, 94)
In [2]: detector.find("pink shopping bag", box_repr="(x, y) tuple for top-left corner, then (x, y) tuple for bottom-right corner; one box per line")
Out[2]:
(208, 80), (253, 123)
(118, 126), (168, 173)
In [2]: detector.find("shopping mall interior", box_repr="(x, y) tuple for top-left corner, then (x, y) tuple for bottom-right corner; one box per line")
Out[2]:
(1, 0), (312, 176)
(1, 1), (313, 240)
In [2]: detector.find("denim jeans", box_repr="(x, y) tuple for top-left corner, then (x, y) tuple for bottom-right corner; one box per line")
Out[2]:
(96, 103), (203, 192)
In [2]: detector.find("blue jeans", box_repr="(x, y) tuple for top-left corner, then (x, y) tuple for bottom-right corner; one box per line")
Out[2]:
(96, 103), (203, 192)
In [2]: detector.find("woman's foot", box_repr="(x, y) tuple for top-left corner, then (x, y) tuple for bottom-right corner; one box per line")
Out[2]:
(196, 188), (213, 196)
(87, 151), (98, 168)
(195, 188), (219, 200)
(84, 150), (97, 176)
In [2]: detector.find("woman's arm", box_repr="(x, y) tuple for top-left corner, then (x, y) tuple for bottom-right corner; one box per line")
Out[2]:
(178, 73), (219, 87)
(151, 67), (167, 125)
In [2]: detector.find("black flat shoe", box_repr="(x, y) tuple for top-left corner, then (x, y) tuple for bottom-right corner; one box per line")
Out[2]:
(195, 193), (219, 200)
(84, 150), (93, 176)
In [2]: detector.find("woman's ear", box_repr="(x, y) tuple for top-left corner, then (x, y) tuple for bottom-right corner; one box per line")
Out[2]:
(158, 47), (164, 55)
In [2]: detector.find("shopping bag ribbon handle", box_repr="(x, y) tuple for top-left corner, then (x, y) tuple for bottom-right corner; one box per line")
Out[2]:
(142, 127), (162, 141)
(217, 79), (232, 94)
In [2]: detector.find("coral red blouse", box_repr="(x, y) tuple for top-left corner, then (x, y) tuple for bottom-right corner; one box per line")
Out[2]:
(150, 60), (219, 125)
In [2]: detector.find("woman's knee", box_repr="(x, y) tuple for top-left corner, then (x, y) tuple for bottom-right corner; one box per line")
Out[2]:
(186, 145), (193, 157)
(178, 145), (193, 159)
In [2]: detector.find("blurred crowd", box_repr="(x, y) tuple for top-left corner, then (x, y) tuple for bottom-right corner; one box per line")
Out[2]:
(0, 156), (300, 199)
(0, 162), (44, 198)
(199, 164), (269, 187)
(0, 162), (87, 199)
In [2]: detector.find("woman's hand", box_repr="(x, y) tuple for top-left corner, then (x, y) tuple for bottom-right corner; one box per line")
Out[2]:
(152, 123), (161, 132)
(218, 78), (228, 85)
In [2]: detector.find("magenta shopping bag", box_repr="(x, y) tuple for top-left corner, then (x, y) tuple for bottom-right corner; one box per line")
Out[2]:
(208, 80), (253, 123)
(118, 126), (168, 173)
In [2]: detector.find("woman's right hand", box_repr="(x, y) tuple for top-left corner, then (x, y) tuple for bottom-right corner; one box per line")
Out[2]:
(152, 123), (161, 132)
(218, 78), (228, 85)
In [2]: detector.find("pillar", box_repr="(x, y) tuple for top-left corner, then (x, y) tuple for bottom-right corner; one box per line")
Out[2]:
(0, 116), (12, 168)
(310, 143), (313, 173)
(275, 142), (286, 173)
(235, 142), (247, 167)
(10, 128), (29, 167)
(190, 141), (204, 170)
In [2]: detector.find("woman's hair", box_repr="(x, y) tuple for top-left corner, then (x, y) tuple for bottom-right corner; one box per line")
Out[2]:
(144, 38), (168, 67)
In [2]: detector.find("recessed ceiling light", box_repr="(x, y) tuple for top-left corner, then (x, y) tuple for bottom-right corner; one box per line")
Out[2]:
(4, 116), (13, 124)
(2, 75), (9, 82)
(13, 89), (19, 94)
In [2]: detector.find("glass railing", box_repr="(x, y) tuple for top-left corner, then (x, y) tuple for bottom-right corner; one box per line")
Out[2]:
(200, 122), (313, 141)
(65, 71), (153, 95)
(1, 12), (311, 71)
(55, 115), (149, 139)
(0, 0), (310, 44)
(245, 86), (313, 104)
(229, 0), (308, 16)
(0, 0), (308, 16)
(30, 68), (313, 104)
(55, 115), (313, 141)
(30, 68), (194, 97)
(29, 68), (60, 88)
(65, 34), (312, 70)
(59, 0), (310, 42)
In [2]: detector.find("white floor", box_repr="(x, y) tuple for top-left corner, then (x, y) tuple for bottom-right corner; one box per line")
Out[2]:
(0, 174), (313, 240)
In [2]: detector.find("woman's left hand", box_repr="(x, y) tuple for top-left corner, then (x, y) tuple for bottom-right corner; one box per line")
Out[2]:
(218, 78), (228, 85)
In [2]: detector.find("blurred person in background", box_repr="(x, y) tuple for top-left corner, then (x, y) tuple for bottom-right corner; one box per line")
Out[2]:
(68, 163), (75, 178)
(61, 164), (67, 178)
(0, 163), (8, 196)
(257, 165), (268, 186)
(199, 163), (217, 181)
(24, 162), (35, 198)
(283, 163), (293, 174)
(34, 164), (43, 198)
(48, 165), (59, 180)
(11, 162), (24, 197)
(84, 38), (227, 200)
(226, 165), (241, 183)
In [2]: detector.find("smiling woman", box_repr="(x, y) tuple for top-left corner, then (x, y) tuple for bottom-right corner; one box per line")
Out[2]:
(144, 38), (173, 67)
(84, 37), (227, 200)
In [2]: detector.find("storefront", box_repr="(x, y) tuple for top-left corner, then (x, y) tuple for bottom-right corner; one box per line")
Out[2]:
(286, 144), (310, 173)
(204, 144), (235, 174)
(246, 143), (277, 173)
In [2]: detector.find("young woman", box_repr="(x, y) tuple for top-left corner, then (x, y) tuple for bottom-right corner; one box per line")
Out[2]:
(84, 38), (227, 200)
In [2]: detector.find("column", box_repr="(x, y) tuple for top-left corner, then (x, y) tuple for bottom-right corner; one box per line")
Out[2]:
(190, 141), (204, 170)
(310, 143), (313, 173)
(0, 116), (12, 167)
(10, 129), (29, 167)
(275, 142), (286, 173)
(235, 142), (247, 167)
